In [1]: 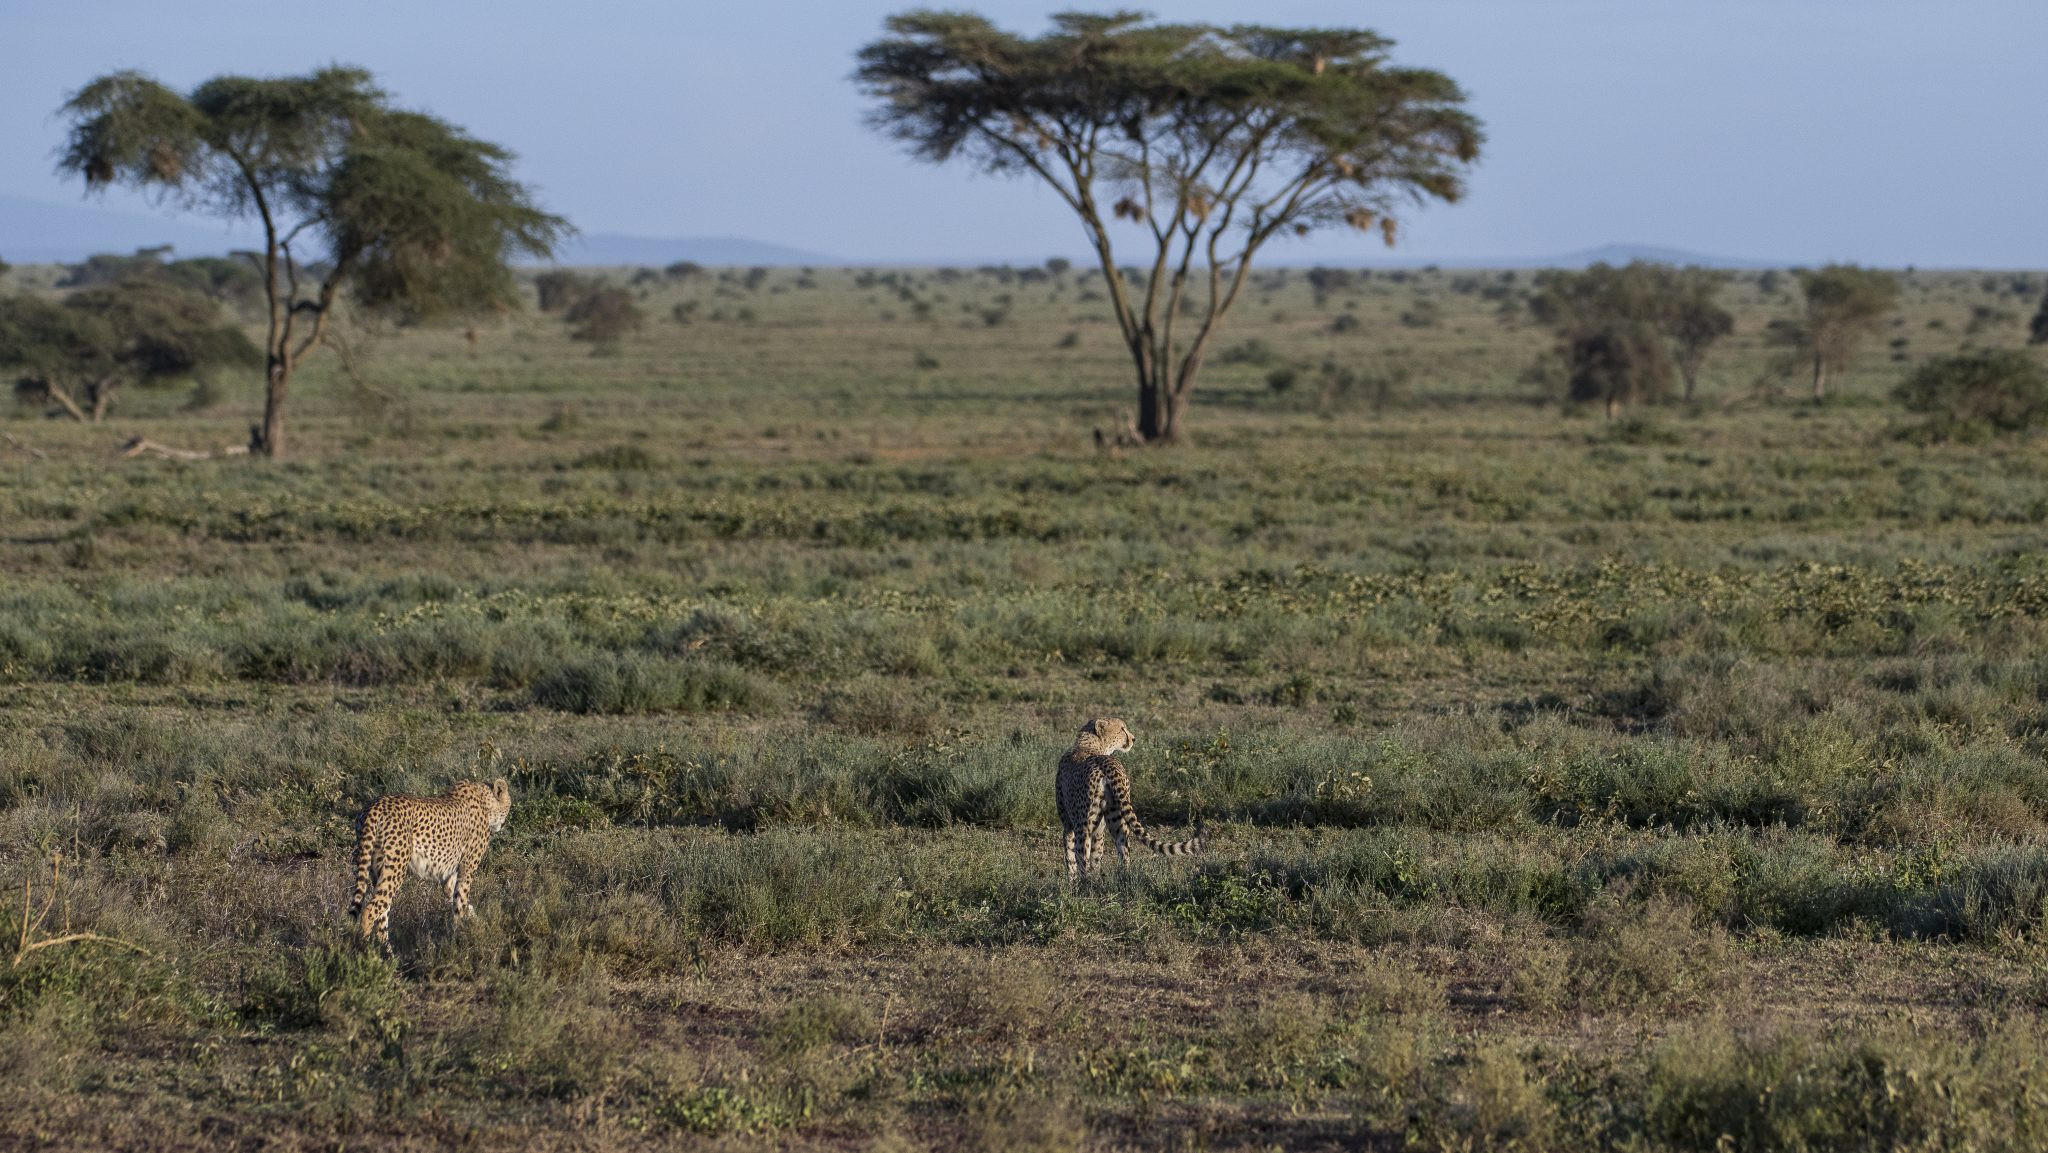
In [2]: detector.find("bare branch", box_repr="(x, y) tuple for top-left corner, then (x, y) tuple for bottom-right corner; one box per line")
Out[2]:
(119, 435), (251, 460)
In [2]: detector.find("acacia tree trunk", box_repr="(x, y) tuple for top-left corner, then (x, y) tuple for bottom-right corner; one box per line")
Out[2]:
(38, 380), (88, 422)
(243, 180), (338, 461)
(246, 229), (339, 459)
(1811, 349), (1828, 402)
(1137, 375), (1187, 444)
(256, 358), (288, 458)
(1110, 244), (1250, 445)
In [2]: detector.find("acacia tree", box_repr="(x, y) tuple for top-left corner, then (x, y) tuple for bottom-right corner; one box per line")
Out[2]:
(2, 275), (259, 422)
(857, 11), (1481, 443)
(1667, 267), (1734, 403)
(1530, 263), (1676, 419)
(57, 67), (567, 458)
(1528, 262), (1734, 418)
(1771, 264), (1899, 402)
(565, 285), (646, 351)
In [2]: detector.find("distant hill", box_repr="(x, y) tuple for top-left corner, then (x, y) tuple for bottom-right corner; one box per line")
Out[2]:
(0, 193), (1783, 272)
(1544, 243), (1773, 270)
(0, 193), (257, 263)
(548, 233), (838, 267)
(0, 194), (838, 269)
(1262, 243), (1775, 271)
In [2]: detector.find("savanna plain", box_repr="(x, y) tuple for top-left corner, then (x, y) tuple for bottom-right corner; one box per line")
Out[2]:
(6, 262), (2048, 1151)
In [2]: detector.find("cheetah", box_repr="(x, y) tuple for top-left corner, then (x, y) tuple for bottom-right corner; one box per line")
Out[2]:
(1056, 718), (1203, 879)
(348, 775), (512, 948)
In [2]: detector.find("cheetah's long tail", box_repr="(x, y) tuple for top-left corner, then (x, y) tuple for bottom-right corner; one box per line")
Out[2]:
(347, 814), (372, 918)
(1110, 773), (1205, 856)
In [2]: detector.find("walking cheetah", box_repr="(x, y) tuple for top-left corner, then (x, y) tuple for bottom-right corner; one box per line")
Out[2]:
(348, 776), (512, 948)
(1056, 718), (1203, 879)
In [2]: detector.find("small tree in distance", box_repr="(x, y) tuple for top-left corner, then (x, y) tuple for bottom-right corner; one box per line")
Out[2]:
(857, 11), (1481, 444)
(57, 67), (567, 458)
(565, 286), (645, 352)
(535, 271), (594, 314)
(1769, 264), (1900, 402)
(1528, 262), (1733, 418)
(1667, 268), (1735, 403)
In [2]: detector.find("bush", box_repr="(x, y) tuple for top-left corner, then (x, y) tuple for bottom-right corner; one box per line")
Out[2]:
(565, 286), (645, 348)
(1218, 337), (1278, 366)
(534, 270), (591, 313)
(1893, 349), (2048, 439)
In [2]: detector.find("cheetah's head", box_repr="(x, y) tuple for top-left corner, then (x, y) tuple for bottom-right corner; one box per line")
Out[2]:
(486, 777), (512, 832)
(1077, 717), (1135, 757)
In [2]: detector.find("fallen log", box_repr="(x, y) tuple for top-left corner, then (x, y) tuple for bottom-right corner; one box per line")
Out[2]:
(117, 435), (251, 461)
(1, 433), (48, 460)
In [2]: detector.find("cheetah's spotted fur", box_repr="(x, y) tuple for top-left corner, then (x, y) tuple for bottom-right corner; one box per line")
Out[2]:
(1056, 718), (1203, 879)
(348, 777), (511, 948)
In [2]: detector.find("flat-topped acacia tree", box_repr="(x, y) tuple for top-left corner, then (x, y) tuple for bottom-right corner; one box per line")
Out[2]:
(57, 67), (567, 458)
(857, 10), (1482, 444)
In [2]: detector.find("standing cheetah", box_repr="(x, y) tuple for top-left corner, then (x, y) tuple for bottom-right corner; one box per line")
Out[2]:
(348, 776), (512, 948)
(1056, 718), (1203, 879)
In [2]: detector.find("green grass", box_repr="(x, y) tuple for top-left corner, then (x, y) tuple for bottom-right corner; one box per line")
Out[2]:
(3, 261), (2048, 1149)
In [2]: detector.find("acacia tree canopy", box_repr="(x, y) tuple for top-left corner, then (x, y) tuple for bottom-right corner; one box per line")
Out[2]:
(1, 274), (259, 422)
(1772, 264), (1899, 402)
(856, 10), (1481, 443)
(57, 67), (568, 457)
(1665, 268), (1735, 402)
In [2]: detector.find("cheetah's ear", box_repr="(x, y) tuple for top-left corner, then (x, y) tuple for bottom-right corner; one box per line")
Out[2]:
(1081, 718), (1103, 736)
(493, 777), (511, 800)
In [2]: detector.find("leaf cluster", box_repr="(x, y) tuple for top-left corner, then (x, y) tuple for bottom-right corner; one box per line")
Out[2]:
(58, 67), (568, 319)
(856, 10), (1480, 248)
(58, 247), (266, 313)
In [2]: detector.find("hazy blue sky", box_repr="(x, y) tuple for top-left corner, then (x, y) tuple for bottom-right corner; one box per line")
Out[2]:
(4, 1), (2043, 265)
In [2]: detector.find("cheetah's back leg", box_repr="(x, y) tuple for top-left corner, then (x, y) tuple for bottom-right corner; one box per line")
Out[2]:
(1078, 786), (1106, 879)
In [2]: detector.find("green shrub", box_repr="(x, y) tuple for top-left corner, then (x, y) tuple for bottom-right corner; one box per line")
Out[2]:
(1894, 349), (2048, 440)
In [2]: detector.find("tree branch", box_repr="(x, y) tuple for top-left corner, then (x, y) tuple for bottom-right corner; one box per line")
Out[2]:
(118, 435), (250, 461)
(37, 379), (90, 423)
(1, 432), (48, 460)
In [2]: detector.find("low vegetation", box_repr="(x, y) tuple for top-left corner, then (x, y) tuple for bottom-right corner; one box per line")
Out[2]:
(2, 258), (2046, 1148)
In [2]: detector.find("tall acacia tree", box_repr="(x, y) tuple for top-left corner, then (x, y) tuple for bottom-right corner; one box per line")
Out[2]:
(57, 68), (567, 458)
(857, 11), (1481, 443)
